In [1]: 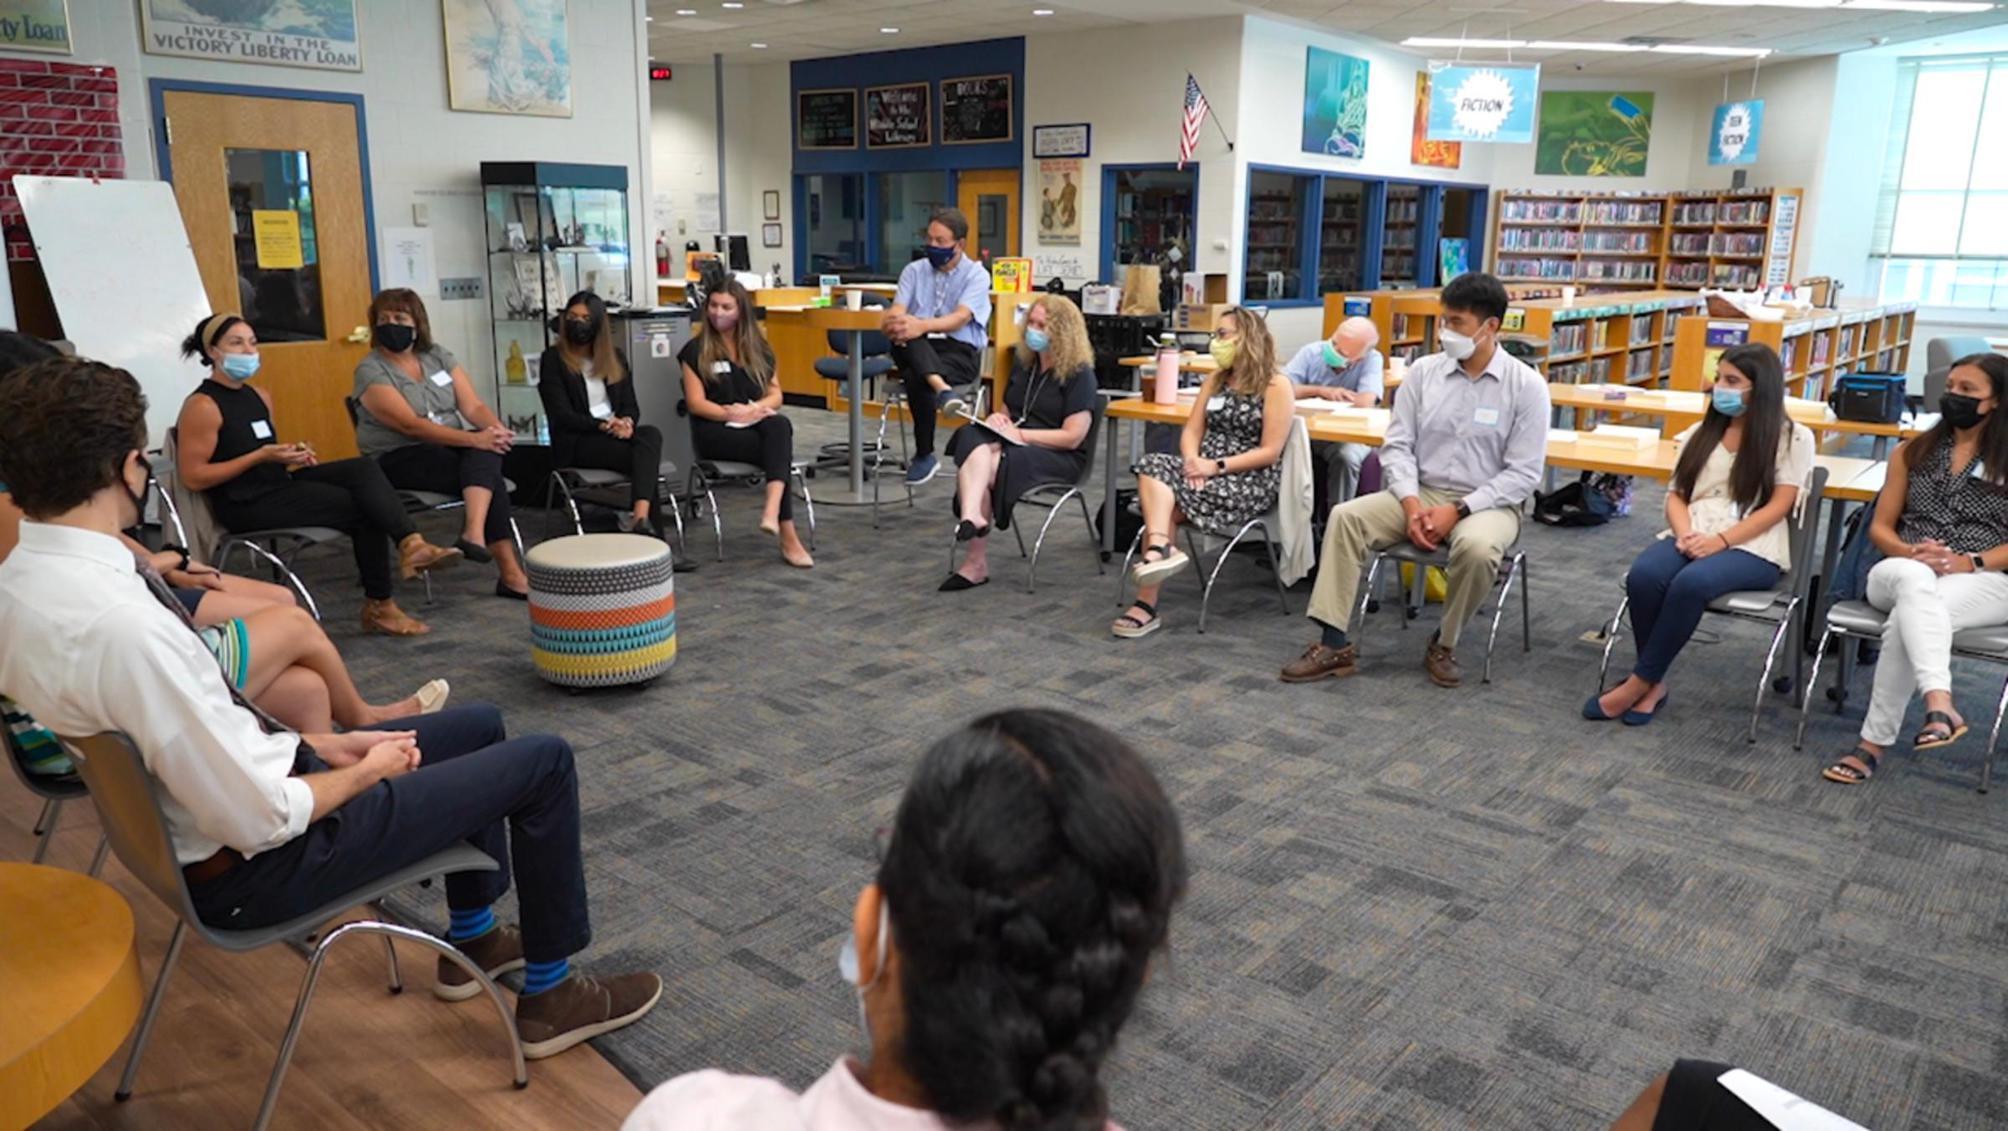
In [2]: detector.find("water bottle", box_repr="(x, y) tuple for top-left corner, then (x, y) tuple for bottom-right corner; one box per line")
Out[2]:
(1153, 334), (1181, 406)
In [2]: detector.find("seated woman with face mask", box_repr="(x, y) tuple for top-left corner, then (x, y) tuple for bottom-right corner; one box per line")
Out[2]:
(622, 708), (1187, 1130)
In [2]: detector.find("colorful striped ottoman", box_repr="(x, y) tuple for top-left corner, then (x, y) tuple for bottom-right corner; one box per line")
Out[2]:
(527, 534), (677, 688)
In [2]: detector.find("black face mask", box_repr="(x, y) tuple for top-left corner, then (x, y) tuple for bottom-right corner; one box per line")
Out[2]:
(120, 454), (153, 531)
(563, 319), (597, 346)
(1941, 393), (1989, 431)
(374, 323), (416, 353)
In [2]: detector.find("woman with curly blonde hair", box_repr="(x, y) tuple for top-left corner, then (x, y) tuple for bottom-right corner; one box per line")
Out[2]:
(938, 294), (1100, 591)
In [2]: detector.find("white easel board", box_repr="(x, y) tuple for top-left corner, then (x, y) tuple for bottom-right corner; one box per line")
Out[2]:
(15, 176), (214, 446)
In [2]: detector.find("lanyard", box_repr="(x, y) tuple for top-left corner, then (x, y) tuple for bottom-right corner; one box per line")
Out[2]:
(1014, 367), (1051, 427)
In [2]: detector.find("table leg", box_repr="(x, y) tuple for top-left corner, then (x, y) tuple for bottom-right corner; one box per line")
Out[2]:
(1872, 435), (1889, 460)
(1102, 414), (1120, 556)
(812, 331), (880, 505)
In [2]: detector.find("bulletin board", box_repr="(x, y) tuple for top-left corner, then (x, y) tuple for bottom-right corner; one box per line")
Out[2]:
(941, 74), (1012, 144)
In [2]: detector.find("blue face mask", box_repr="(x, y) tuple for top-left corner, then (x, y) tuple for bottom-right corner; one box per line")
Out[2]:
(1024, 327), (1051, 353)
(924, 244), (956, 269)
(220, 352), (261, 381)
(1712, 386), (1747, 417)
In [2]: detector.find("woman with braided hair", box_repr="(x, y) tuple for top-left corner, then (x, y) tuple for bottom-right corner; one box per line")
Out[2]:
(625, 708), (1187, 1130)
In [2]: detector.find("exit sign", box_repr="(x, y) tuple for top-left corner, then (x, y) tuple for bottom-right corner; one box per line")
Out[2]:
(649, 65), (672, 81)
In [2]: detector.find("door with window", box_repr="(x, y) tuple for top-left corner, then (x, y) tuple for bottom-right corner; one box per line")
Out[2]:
(159, 87), (374, 459)
(956, 169), (1019, 263)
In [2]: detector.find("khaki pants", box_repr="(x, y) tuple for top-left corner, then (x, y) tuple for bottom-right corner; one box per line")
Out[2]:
(1305, 487), (1521, 649)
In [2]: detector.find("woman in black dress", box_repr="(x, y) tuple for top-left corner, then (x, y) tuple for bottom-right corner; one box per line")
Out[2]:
(679, 278), (813, 568)
(938, 293), (1097, 591)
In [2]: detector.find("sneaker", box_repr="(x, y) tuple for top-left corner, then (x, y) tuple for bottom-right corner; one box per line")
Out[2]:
(1279, 642), (1358, 683)
(904, 453), (940, 486)
(1423, 634), (1462, 688)
(935, 387), (969, 419)
(515, 970), (663, 1060)
(434, 924), (526, 1002)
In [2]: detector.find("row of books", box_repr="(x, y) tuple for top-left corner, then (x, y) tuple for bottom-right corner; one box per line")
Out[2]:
(1582, 231), (1654, 253)
(1500, 200), (1581, 223)
(1498, 256), (1578, 279)
(1581, 259), (1657, 282)
(1588, 202), (1663, 225)
(1500, 228), (1580, 251)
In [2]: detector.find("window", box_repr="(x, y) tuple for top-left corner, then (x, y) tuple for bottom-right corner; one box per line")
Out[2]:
(802, 173), (864, 275)
(226, 148), (324, 342)
(1317, 178), (1367, 292)
(1245, 171), (1308, 302)
(873, 171), (950, 274)
(1872, 54), (2008, 310)
(1242, 168), (1485, 303)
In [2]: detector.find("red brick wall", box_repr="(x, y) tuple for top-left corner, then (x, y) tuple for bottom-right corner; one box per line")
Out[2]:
(0, 59), (125, 263)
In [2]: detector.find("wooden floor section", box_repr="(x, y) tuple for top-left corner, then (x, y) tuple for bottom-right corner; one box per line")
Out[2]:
(2, 783), (643, 1131)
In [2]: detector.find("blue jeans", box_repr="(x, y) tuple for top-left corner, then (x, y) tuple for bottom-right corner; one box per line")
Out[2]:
(1626, 538), (1781, 684)
(187, 704), (590, 964)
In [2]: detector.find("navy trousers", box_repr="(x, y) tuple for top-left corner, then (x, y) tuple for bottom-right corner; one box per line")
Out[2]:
(187, 704), (590, 963)
(1626, 538), (1782, 684)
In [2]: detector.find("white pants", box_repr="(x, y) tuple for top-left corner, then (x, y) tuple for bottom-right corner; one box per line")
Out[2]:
(1860, 557), (2008, 745)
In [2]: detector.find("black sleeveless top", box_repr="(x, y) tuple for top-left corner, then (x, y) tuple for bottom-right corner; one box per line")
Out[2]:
(1899, 436), (2008, 554)
(193, 380), (288, 503)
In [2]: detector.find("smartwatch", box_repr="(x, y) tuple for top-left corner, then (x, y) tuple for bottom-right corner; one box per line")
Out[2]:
(1454, 501), (1472, 520)
(1973, 553), (1988, 574)
(1215, 459), (1228, 475)
(161, 543), (191, 573)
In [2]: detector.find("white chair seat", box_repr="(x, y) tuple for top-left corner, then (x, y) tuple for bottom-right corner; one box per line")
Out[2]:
(1710, 589), (1788, 615)
(1825, 599), (1888, 636)
(1953, 624), (2008, 658)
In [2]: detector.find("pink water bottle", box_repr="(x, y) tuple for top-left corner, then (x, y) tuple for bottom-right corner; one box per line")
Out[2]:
(1153, 335), (1180, 406)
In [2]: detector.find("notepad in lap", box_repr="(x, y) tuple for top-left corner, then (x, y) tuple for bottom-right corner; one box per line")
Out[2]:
(725, 420), (756, 429)
(1716, 1069), (1867, 1131)
(961, 421), (1026, 446)
(1577, 424), (1659, 452)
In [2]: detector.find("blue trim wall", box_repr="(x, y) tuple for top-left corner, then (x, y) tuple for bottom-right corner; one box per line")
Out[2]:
(149, 79), (380, 292)
(790, 38), (1025, 176)
(1239, 161), (1484, 305)
(1099, 162), (1200, 286)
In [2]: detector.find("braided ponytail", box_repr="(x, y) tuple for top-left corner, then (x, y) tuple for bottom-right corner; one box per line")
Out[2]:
(878, 709), (1186, 1131)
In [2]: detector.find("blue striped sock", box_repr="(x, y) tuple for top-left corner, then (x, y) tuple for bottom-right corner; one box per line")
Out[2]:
(522, 958), (570, 996)
(448, 906), (496, 942)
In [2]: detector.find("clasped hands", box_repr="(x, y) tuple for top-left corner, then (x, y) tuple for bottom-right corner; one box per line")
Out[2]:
(600, 415), (637, 440)
(1910, 538), (1976, 576)
(722, 403), (777, 425)
(312, 729), (423, 780)
(1402, 499), (1462, 552)
(1673, 530), (1732, 560)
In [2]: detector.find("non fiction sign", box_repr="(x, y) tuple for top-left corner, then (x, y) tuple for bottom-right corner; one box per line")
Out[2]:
(1708, 100), (1763, 167)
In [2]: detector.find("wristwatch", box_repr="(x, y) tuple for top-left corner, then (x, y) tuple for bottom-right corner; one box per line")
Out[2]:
(1215, 459), (1228, 475)
(161, 543), (191, 573)
(1972, 553), (1987, 573)
(1454, 501), (1472, 520)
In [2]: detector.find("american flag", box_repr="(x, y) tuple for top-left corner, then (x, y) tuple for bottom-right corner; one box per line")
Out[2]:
(1178, 74), (1209, 170)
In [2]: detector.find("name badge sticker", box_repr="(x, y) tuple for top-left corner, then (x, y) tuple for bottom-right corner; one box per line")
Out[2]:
(1474, 407), (1501, 427)
(429, 371), (453, 387)
(250, 420), (274, 439)
(1206, 396), (1226, 411)
(712, 360), (732, 375)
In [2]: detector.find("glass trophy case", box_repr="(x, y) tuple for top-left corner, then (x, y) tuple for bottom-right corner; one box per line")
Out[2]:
(481, 162), (631, 443)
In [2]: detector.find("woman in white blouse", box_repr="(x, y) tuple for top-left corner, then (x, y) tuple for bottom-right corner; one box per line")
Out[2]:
(1586, 343), (1812, 725)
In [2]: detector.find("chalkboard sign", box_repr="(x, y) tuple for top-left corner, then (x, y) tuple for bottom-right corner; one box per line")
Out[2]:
(797, 88), (857, 150)
(866, 82), (930, 149)
(941, 74), (1013, 145)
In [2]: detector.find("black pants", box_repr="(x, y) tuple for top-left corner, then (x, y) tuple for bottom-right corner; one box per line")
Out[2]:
(187, 704), (590, 964)
(376, 442), (515, 547)
(562, 425), (665, 509)
(693, 415), (794, 521)
(210, 458), (416, 600)
(890, 336), (982, 457)
(1652, 1060), (1768, 1130)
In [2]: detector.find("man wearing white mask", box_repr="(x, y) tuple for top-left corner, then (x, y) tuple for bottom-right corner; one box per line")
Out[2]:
(1280, 273), (1548, 689)
(1284, 315), (1384, 504)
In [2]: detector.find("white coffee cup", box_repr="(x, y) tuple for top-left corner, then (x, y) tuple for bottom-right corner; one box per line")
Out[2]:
(1561, 285), (1578, 305)
(844, 289), (864, 311)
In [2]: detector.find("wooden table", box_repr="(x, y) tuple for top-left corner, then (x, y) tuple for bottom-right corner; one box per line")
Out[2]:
(0, 862), (145, 1128)
(1546, 383), (1932, 457)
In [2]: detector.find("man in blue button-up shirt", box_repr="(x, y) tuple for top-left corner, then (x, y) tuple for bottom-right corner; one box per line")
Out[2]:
(882, 208), (991, 485)
(1280, 273), (1550, 689)
(1283, 316), (1385, 504)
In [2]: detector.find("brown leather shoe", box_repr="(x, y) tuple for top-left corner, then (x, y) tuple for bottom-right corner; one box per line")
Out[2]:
(1279, 641), (1358, 683)
(398, 534), (464, 581)
(1424, 634), (1462, 688)
(515, 971), (663, 1060)
(434, 924), (526, 1002)
(361, 598), (430, 636)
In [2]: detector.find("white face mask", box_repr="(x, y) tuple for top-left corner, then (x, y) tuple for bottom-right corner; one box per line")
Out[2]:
(1438, 326), (1479, 361)
(837, 900), (890, 1043)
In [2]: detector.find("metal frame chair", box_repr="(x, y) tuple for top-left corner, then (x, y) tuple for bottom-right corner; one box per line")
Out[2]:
(1598, 467), (1830, 741)
(812, 294), (897, 471)
(542, 461), (686, 549)
(873, 363), (993, 528)
(1353, 513), (1533, 686)
(1794, 601), (2008, 792)
(4, 712), (106, 874)
(946, 400), (1106, 593)
(158, 428), (340, 621)
(58, 731), (526, 1131)
(688, 458), (819, 560)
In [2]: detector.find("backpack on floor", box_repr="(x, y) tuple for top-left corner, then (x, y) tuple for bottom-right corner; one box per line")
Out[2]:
(1533, 472), (1633, 527)
(1096, 488), (1142, 558)
(1827, 495), (1885, 604)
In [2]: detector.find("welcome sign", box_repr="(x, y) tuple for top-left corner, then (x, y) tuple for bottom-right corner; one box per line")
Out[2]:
(1708, 100), (1764, 166)
(1425, 64), (1540, 144)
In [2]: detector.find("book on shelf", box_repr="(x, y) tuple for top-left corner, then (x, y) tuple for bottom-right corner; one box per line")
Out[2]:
(1551, 324), (1588, 356)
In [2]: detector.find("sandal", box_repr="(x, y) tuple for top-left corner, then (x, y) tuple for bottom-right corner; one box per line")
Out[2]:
(1111, 600), (1161, 639)
(1913, 710), (1968, 751)
(1131, 540), (1190, 587)
(1822, 747), (1882, 785)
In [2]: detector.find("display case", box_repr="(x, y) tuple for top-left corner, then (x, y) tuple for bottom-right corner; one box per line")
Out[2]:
(481, 161), (632, 443)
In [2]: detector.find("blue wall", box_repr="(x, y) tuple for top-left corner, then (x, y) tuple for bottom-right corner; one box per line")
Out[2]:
(791, 38), (1025, 174)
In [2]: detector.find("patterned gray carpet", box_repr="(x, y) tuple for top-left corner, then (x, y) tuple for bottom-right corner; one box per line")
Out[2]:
(299, 409), (2008, 1129)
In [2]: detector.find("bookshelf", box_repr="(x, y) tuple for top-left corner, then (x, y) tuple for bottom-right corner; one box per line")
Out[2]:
(1668, 301), (1918, 436)
(1491, 187), (1801, 293)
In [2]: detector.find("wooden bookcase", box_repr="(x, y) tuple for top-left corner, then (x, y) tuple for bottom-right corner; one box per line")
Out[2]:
(1668, 301), (1918, 433)
(1324, 283), (1567, 365)
(1491, 187), (1802, 292)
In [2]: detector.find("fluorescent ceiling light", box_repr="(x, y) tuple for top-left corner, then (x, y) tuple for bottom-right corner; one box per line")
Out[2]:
(750, 41), (767, 47)
(881, 26), (899, 32)
(1033, 6), (1054, 12)
(1651, 43), (1774, 55)
(676, 8), (695, 13)
(1844, 0), (1994, 9)
(1402, 36), (1526, 48)
(1525, 40), (1646, 50)
(1688, 0), (1838, 6)
(1607, 0), (1990, 6)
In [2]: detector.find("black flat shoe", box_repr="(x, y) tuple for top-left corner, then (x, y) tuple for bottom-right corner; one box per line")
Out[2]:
(456, 538), (494, 564)
(955, 520), (991, 542)
(939, 573), (988, 591)
(494, 582), (529, 601)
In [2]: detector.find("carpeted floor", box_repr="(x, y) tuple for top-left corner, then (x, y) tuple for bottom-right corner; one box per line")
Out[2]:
(298, 408), (2008, 1129)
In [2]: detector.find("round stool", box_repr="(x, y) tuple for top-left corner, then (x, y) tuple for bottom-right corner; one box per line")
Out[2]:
(527, 533), (677, 688)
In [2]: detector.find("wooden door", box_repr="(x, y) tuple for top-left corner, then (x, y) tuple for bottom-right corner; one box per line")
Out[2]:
(161, 89), (373, 459)
(956, 169), (1019, 262)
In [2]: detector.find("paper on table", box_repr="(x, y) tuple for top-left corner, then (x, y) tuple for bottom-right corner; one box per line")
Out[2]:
(1578, 424), (1660, 450)
(1321, 407), (1392, 430)
(1716, 1069), (1867, 1131)
(1549, 428), (1580, 444)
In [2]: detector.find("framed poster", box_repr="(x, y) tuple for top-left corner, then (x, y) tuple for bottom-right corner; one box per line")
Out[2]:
(763, 190), (781, 221)
(1302, 47), (1369, 158)
(1037, 158), (1082, 246)
(797, 87), (858, 150)
(1535, 91), (1653, 177)
(762, 223), (783, 248)
(866, 82), (930, 148)
(1411, 72), (1461, 169)
(1033, 123), (1090, 158)
(0, 1), (70, 54)
(941, 73), (1012, 144)
(142, 0), (359, 70)
(443, 0), (570, 117)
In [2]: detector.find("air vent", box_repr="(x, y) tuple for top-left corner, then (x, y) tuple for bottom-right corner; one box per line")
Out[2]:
(1621, 35), (1691, 46)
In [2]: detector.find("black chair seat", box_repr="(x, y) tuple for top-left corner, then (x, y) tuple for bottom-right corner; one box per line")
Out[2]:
(815, 356), (893, 380)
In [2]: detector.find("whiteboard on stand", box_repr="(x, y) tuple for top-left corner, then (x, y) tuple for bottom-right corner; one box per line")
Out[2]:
(15, 176), (214, 447)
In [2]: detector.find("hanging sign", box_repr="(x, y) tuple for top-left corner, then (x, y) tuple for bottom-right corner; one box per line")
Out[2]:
(1425, 64), (1540, 144)
(1708, 100), (1763, 166)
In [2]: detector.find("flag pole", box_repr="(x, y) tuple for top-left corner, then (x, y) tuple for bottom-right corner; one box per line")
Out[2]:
(1199, 76), (1234, 151)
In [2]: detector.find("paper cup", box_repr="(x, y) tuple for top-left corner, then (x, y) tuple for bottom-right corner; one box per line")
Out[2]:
(1561, 285), (1577, 305)
(844, 289), (863, 311)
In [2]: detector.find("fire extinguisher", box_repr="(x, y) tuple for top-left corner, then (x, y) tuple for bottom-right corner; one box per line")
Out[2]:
(654, 232), (670, 278)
